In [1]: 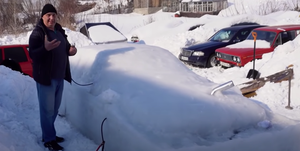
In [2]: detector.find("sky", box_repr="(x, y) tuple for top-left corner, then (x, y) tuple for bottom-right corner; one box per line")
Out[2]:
(1, 0), (300, 151)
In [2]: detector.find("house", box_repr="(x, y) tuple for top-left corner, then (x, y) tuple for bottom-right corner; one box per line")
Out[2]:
(161, 0), (228, 17)
(180, 0), (227, 12)
(133, 0), (162, 14)
(161, 0), (181, 12)
(133, 0), (228, 16)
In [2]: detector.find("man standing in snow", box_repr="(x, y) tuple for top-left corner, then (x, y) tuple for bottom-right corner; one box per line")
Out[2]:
(28, 3), (77, 151)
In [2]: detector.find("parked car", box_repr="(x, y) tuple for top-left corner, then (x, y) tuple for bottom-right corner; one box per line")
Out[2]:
(0, 44), (32, 77)
(60, 43), (268, 151)
(216, 25), (300, 68)
(178, 25), (265, 68)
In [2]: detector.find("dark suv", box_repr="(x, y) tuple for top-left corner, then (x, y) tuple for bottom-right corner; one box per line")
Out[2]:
(0, 44), (32, 77)
(178, 25), (265, 68)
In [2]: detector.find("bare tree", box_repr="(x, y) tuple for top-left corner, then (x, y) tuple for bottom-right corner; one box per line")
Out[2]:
(221, 0), (292, 16)
(258, 0), (290, 15)
(57, 0), (79, 30)
(290, 0), (300, 11)
(26, 0), (76, 29)
(0, 0), (24, 34)
(22, 0), (41, 28)
(0, 0), (129, 36)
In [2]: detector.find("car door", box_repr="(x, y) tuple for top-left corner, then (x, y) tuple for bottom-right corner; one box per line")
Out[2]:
(3, 46), (32, 76)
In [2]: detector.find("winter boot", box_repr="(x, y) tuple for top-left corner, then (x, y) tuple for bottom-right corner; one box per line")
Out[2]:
(43, 136), (65, 143)
(55, 136), (65, 143)
(44, 140), (64, 151)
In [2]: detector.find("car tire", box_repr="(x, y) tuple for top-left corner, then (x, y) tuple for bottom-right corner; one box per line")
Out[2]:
(207, 53), (217, 68)
(0, 59), (23, 73)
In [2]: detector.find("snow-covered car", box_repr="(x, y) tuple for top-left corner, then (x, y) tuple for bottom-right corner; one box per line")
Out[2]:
(60, 43), (271, 151)
(216, 25), (300, 67)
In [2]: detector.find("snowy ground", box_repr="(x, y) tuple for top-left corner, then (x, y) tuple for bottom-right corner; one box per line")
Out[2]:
(0, 0), (300, 151)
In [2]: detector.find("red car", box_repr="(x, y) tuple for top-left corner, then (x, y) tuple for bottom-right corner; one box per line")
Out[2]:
(0, 44), (33, 77)
(215, 25), (300, 67)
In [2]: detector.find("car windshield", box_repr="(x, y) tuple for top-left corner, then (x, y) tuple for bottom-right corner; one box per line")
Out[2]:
(246, 30), (277, 44)
(209, 29), (237, 42)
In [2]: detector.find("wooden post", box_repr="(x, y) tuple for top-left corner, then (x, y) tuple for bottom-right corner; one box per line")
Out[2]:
(285, 76), (293, 110)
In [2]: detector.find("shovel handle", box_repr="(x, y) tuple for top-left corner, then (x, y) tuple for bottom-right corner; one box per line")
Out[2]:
(252, 32), (257, 41)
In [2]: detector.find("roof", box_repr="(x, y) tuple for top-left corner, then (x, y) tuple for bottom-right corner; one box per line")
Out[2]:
(221, 25), (265, 31)
(254, 25), (300, 32)
(0, 44), (28, 48)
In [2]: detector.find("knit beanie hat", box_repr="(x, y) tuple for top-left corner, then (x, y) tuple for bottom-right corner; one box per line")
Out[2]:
(41, 4), (57, 17)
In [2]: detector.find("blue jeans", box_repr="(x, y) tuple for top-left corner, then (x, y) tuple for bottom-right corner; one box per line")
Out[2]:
(36, 79), (64, 143)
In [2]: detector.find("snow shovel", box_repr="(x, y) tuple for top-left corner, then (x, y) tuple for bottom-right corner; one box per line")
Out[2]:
(246, 31), (260, 79)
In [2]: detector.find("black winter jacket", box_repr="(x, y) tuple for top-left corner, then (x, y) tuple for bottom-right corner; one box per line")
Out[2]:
(29, 19), (72, 85)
